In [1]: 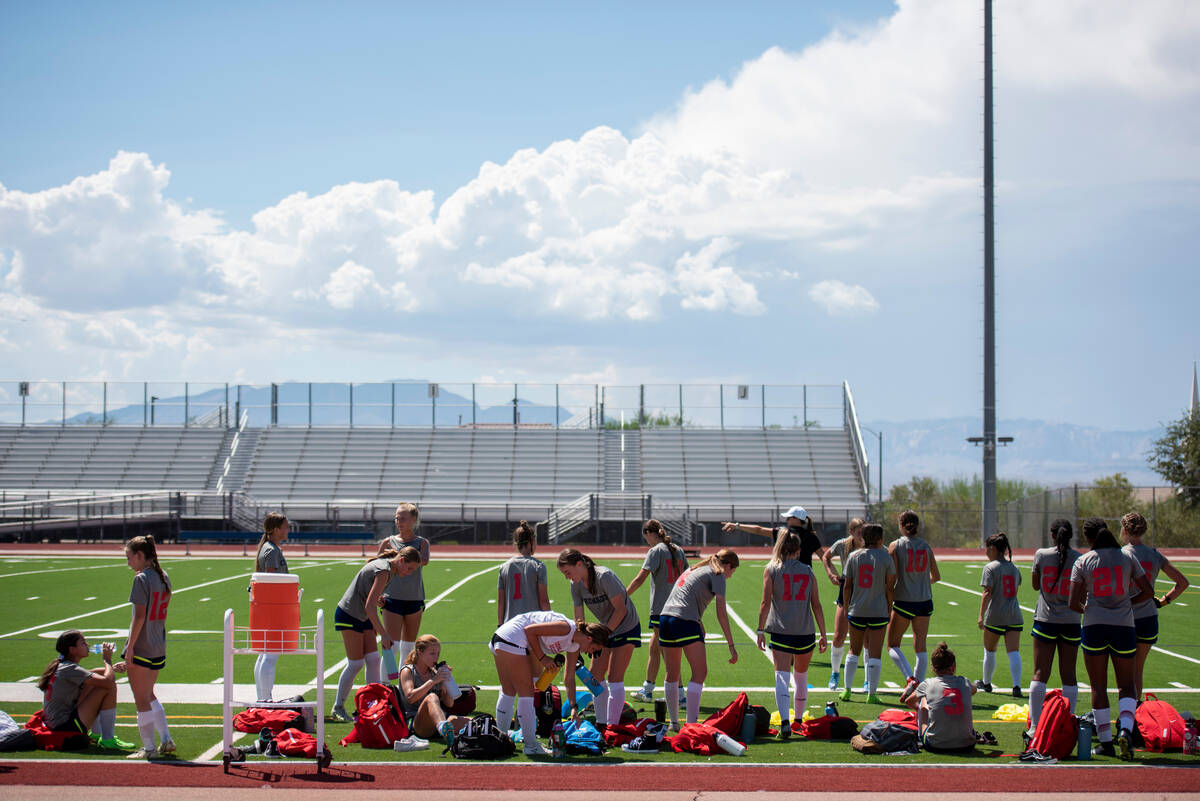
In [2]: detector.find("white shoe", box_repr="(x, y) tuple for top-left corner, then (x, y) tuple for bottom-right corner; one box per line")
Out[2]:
(523, 740), (551, 757)
(126, 747), (157, 759)
(393, 734), (429, 752)
(157, 739), (177, 755)
(633, 688), (654, 702)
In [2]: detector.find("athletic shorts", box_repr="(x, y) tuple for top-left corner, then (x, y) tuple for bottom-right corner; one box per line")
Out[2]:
(766, 631), (816, 655)
(835, 576), (846, 607)
(48, 708), (87, 734)
(381, 598), (425, 616)
(1031, 620), (1082, 643)
(130, 654), (166, 670)
(607, 623), (642, 649)
(648, 614), (661, 630)
(488, 633), (527, 656)
(334, 606), (373, 633)
(984, 623), (1023, 636)
(848, 615), (889, 631)
(658, 615), (704, 648)
(1133, 615), (1159, 645)
(892, 598), (934, 619)
(1081, 623), (1137, 658)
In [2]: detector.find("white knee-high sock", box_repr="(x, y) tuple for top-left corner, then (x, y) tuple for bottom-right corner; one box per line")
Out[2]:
(516, 696), (538, 744)
(843, 653), (860, 690)
(364, 650), (382, 685)
(888, 646), (913, 680)
(1063, 685), (1079, 713)
(774, 670), (791, 723)
(96, 707), (116, 740)
(398, 640), (415, 665)
(607, 681), (625, 724)
(335, 658), (364, 708)
(1007, 651), (1022, 688)
(866, 658), (882, 694)
(255, 652), (279, 701)
(1095, 707), (1112, 742)
(830, 644), (845, 674)
(792, 671), (808, 718)
(496, 693), (515, 731)
(150, 699), (170, 741)
(1029, 681), (1047, 726)
(593, 681), (610, 725)
(665, 681), (680, 725)
(914, 651), (929, 682)
(982, 650), (996, 684)
(685, 681), (703, 723)
(136, 710), (155, 749)
(1118, 697), (1137, 732)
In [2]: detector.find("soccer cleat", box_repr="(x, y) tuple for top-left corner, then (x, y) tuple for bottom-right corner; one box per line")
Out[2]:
(973, 680), (992, 693)
(633, 687), (655, 702)
(98, 736), (135, 750)
(862, 677), (870, 692)
(1017, 749), (1057, 764)
(839, 688), (852, 702)
(329, 706), (353, 723)
(827, 672), (840, 691)
(1116, 728), (1133, 761)
(157, 739), (177, 755)
(126, 747), (157, 760)
(438, 720), (455, 748)
(1021, 727), (1034, 750)
(263, 740), (281, 759)
(523, 740), (552, 757)
(778, 721), (791, 741)
(1012, 686), (1023, 699)
(866, 693), (882, 705)
(1092, 741), (1116, 758)
(620, 735), (659, 753)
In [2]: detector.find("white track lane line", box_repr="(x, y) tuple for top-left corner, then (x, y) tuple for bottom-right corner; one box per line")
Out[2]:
(0, 564), (125, 579)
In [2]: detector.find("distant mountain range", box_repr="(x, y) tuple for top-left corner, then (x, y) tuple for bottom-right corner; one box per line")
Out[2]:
(863, 417), (1164, 489)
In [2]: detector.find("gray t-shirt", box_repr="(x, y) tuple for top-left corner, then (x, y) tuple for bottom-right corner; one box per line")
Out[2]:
(764, 558), (816, 636)
(642, 542), (689, 617)
(1070, 548), (1146, 627)
(893, 535), (934, 603)
(338, 558), (391, 621)
(916, 674), (974, 750)
(397, 663), (444, 721)
(1031, 547), (1081, 624)
(43, 660), (92, 729)
(661, 565), (726, 622)
(129, 568), (169, 659)
(827, 537), (854, 573)
(497, 555), (547, 621)
(1123, 543), (1166, 620)
(980, 559), (1023, 627)
(569, 565), (639, 634)
(383, 534), (429, 602)
(257, 541), (288, 573)
(843, 548), (896, 619)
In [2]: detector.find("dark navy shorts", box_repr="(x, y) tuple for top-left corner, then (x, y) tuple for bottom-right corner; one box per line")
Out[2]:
(48, 709), (87, 734)
(984, 623), (1023, 636)
(1081, 623), (1137, 658)
(835, 576), (846, 607)
(607, 623), (642, 649)
(130, 654), (166, 670)
(658, 615), (704, 647)
(648, 614), (661, 630)
(848, 615), (889, 631)
(334, 606), (373, 632)
(1133, 615), (1158, 645)
(766, 631), (816, 655)
(1031, 620), (1082, 643)
(382, 598), (425, 616)
(892, 598), (934, 619)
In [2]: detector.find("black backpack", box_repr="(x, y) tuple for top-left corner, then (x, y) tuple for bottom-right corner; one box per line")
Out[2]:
(534, 686), (562, 737)
(446, 714), (515, 760)
(859, 720), (919, 753)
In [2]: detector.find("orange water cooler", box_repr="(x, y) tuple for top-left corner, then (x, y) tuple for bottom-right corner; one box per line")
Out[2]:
(248, 572), (300, 651)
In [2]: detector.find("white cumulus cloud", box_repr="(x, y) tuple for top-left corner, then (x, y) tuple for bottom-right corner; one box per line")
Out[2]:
(808, 280), (879, 316)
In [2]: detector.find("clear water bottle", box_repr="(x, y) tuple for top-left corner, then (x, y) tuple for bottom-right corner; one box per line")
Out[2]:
(435, 661), (462, 699)
(550, 721), (565, 758)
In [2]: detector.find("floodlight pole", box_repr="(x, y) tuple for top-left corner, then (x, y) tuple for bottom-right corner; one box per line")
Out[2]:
(982, 0), (998, 544)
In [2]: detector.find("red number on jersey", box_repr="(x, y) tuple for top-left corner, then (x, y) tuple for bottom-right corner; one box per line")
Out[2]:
(1001, 574), (1017, 599)
(1041, 566), (1069, 598)
(1092, 565), (1125, 598)
(676, 568), (692, 588)
(905, 548), (928, 573)
(148, 591), (169, 621)
(512, 573), (522, 600)
(1139, 560), (1153, 579)
(667, 561), (681, 583)
(942, 686), (964, 716)
(782, 573), (810, 602)
(857, 563), (874, 589)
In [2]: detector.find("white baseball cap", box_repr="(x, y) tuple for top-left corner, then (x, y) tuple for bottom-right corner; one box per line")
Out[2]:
(782, 505), (808, 521)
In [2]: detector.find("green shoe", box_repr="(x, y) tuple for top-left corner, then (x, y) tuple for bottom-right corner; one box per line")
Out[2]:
(839, 688), (852, 702)
(98, 736), (136, 750)
(866, 693), (882, 704)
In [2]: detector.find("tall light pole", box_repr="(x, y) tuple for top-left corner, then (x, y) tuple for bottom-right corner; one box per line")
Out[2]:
(981, 0), (998, 543)
(860, 426), (883, 506)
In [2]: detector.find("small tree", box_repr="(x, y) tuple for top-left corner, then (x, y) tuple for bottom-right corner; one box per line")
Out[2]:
(1148, 410), (1200, 508)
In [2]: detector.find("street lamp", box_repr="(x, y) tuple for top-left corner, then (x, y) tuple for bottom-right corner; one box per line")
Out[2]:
(860, 426), (883, 505)
(150, 395), (159, 426)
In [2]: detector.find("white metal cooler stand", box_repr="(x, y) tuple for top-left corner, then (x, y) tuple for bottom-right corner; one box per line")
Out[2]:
(221, 607), (330, 772)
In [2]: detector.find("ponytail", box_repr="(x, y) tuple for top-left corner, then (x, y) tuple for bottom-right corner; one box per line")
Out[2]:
(1049, 518), (1073, 587)
(985, 532), (1012, 561)
(846, 518), (865, 557)
(513, 520), (536, 554)
(579, 622), (611, 648)
(557, 548), (598, 594)
(381, 545), (421, 564)
(39, 630), (84, 692)
(707, 548), (740, 573)
(127, 535), (170, 596)
(769, 530), (800, 566)
(898, 510), (920, 537)
(256, 512), (288, 572)
(1081, 517), (1120, 550)
(644, 519), (686, 575)
(1121, 511), (1147, 539)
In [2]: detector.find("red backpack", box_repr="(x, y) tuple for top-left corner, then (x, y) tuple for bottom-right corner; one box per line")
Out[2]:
(274, 727), (318, 758)
(339, 683), (409, 748)
(1026, 689), (1077, 759)
(1136, 693), (1186, 752)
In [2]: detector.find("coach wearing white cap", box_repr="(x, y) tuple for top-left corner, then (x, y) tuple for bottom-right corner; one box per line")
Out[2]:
(722, 506), (825, 567)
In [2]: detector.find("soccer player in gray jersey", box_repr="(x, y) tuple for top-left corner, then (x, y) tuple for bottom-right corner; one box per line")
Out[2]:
(253, 512), (290, 702)
(625, 519), (690, 701)
(820, 517), (864, 690)
(497, 521), (549, 624)
(902, 642), (977, 752)
(1070, 518), (1153, 760)
(1028, 519), (1082, 733)
(37, 630), (132, 751)
(658, 549), (740, 727)
(1120, 511), (1189, 701)
(330, 547), (422, 722)
(558, 548), (642, 727)
(122, 535), (175, 759)
(756, 530), (827, 739)
(976, 532), (1024, 698)
(376, 503), (430, 673)
(839, 523), (896, 704)
(886, 510), (941, 685)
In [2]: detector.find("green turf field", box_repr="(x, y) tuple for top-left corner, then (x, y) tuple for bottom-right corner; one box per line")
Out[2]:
(1, 553), (1197, 764)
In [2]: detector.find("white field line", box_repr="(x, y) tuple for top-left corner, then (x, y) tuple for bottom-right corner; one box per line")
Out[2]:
(722, 603), (775, 667)
(198, 731), (247, 762)
(937, 580), (1200, 666)
(0, 564), (125, 579)
(0, 560), (352, 640)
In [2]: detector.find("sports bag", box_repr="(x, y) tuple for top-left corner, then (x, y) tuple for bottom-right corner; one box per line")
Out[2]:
(534, 685), (562, 737)
(339, 682), (409, 748)
(448, 685), (478, 717)
(858, 720), (919, 753)
(23, 710), (89, 751)
(447, 713), (515, 760)
(878, 708), (919, 731)
(799, 714), (859, 739)
(1136, 693), (1186, 752)
(749, 705), (771, 737)
(274, 727), (318, 758)
(1025, 689), (1077, 760)
(233, 707), (304, 734)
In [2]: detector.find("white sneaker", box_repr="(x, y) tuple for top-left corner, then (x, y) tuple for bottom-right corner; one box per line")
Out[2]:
(633, 687), (654, 702)
(157, 739), (177, 755)
(523, 740), (551, 757)
(126, 747), (157, 759)
(393, 734), (429, 752)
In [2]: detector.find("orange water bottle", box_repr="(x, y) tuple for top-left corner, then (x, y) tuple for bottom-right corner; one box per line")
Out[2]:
(535, 654), (565, 691)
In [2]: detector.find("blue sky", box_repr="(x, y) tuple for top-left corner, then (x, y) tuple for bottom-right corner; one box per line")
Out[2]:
(1, 0), (1197, 435)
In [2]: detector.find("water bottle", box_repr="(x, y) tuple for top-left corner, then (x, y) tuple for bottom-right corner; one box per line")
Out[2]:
(381, 647), (400, 682)
(713, 731), (747, 756)
(550, 721), (565, 758)
(825, 701), (838, 718)
(89, 643), (108, 655)
(535, 654), (565, 692)
(1076, 715), (1093, 760)
(435, 661), (462, 699)
(574, 659), (604, 697)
